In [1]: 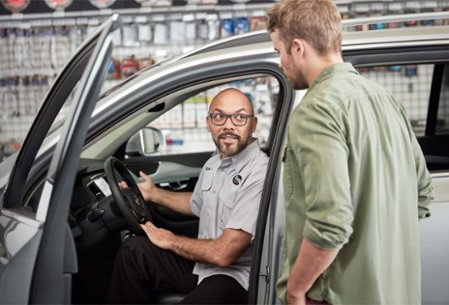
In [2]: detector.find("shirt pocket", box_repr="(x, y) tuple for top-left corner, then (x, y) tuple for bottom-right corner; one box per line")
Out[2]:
(283, 146), (294, 200)
(218, 190), (237, 227)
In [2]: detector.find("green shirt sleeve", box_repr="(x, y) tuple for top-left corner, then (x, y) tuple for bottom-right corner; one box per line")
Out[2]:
(291, 101), (353, 250)
(412, 135), (433, 218)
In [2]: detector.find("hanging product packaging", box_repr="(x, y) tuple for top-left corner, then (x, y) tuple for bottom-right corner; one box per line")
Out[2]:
(1, 0), (30, 13)
(88, 0), (117, 9)
(44, 0), (73, 10)
(235, 17), (249, 35)
(121, 55), (140, 78)
(220, 18), (234, 38)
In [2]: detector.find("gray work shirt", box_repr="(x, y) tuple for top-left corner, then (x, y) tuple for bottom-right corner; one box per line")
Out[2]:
(190, 140), (268, 290)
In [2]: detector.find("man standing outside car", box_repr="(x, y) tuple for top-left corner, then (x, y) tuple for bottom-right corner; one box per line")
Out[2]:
(105, 88), (268, 304)
(267, 1), (433, 305)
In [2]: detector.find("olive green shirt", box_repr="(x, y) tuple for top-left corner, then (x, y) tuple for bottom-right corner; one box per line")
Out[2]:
(276, 63), (433, 305)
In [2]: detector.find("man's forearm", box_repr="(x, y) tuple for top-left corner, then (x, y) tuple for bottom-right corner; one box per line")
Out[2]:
(287, 239), (339, 298)
(170, 235), (222, 265)
(152, 188), (194, 216)
(168, 230), (251, 267)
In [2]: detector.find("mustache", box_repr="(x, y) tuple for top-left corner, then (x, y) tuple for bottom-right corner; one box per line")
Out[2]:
(219, 132), (240, 140)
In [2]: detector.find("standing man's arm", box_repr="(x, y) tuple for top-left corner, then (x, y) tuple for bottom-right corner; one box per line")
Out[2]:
(412, 136), (433, 219)
(287, 103), (353, 305)
(286, 240), (338, 305)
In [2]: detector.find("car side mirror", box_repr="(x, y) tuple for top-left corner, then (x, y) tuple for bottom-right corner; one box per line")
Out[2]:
(126, 127), (165, 157)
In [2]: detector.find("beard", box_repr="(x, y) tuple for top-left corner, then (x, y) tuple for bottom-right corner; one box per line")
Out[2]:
(288, 68), (308, 90)
(213, 131), (251, 158)
(282, 56), (308, 90)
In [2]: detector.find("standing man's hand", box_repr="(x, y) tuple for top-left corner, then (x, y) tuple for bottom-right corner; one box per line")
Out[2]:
(140, 221), (176, 250)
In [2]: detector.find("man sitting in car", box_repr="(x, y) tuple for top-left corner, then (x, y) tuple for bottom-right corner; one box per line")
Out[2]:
(106, 88), (269, 304)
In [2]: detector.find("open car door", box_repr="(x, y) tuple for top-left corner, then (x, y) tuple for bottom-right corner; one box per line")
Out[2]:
(0, 14), (120, 304)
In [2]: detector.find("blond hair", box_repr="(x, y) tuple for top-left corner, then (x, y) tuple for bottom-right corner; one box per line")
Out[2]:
(267, 0), (342, 55)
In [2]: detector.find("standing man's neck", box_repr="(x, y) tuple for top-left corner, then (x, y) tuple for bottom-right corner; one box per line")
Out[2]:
(306, 53), (344, 87)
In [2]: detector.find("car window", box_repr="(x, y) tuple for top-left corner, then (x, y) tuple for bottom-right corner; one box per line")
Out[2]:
(356, 62), (449, 171)
(436, 64), (449, 135)
(147, 76), (279, 156)
(357, 63), (449, 137)
(356, 64), (433, 136)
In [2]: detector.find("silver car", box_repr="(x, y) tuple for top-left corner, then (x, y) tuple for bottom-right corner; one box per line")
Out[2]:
(0, 12), (448, 304)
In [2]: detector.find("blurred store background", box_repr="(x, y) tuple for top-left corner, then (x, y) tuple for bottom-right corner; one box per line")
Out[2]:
(0, 0), (448, 160)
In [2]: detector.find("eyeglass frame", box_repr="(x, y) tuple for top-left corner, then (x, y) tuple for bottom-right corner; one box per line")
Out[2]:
(208, 112), (255, 126)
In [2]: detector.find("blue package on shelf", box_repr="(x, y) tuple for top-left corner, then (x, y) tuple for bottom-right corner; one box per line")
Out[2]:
(235, 17), (249, 34)
(221, 18), (235, 38)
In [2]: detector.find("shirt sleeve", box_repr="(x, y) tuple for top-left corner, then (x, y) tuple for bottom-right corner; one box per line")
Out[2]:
(293, 102), (353, 250)
(399, 103), (433, 219)
(412, 135), (433, 219)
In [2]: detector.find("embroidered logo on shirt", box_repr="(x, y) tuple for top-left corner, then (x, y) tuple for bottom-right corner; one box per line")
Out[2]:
(232, 175), (242, 185)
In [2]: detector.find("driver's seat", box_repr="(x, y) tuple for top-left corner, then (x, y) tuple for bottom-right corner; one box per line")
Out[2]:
(156, 290), (186, 304)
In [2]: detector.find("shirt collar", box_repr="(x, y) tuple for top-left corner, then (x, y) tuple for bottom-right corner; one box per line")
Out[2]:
(219, 139), (260, 171)
(309, 62), (358, 90)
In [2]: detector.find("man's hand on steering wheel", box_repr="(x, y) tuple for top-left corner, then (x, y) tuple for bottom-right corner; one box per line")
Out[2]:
(136, 171), (159, 202)
(118, 171), (158, 203)
(104, 157), (153, 234)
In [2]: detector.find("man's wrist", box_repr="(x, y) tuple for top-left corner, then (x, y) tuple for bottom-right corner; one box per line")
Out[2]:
(168, 234), (181, 252)
(147, 187), (160, 203)
(287, 279), (308, 298)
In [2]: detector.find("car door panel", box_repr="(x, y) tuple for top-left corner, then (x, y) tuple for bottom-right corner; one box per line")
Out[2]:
(0, 212), (41, 304)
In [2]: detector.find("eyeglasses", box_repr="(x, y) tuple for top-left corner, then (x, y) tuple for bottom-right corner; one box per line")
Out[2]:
(208, 112), (255, 126)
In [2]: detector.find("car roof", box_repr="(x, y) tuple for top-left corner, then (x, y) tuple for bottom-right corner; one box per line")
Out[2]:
(179, 11), (449, 59)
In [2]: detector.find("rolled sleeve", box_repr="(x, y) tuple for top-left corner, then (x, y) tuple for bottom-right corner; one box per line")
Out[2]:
(294, 102), (353, 250)
(412, 136), (433, 219)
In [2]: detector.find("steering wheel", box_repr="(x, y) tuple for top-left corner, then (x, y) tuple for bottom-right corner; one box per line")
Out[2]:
(104, 157), (152, 233)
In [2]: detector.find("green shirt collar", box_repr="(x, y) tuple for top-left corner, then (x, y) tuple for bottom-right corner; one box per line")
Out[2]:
(309, 62), (358, 90)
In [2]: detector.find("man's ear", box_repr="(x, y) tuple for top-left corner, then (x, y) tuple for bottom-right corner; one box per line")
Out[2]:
(206, 118), (211, 132)
(251, 117), (258, 133)
(291, 38), (305, 59)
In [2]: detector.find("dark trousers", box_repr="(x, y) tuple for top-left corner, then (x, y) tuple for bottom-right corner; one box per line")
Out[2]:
(105, 235), (248, 304)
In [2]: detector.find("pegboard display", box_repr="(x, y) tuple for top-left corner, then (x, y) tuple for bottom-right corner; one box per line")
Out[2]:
(0, 3), (274, 154)
(358, 64), (434, 136)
